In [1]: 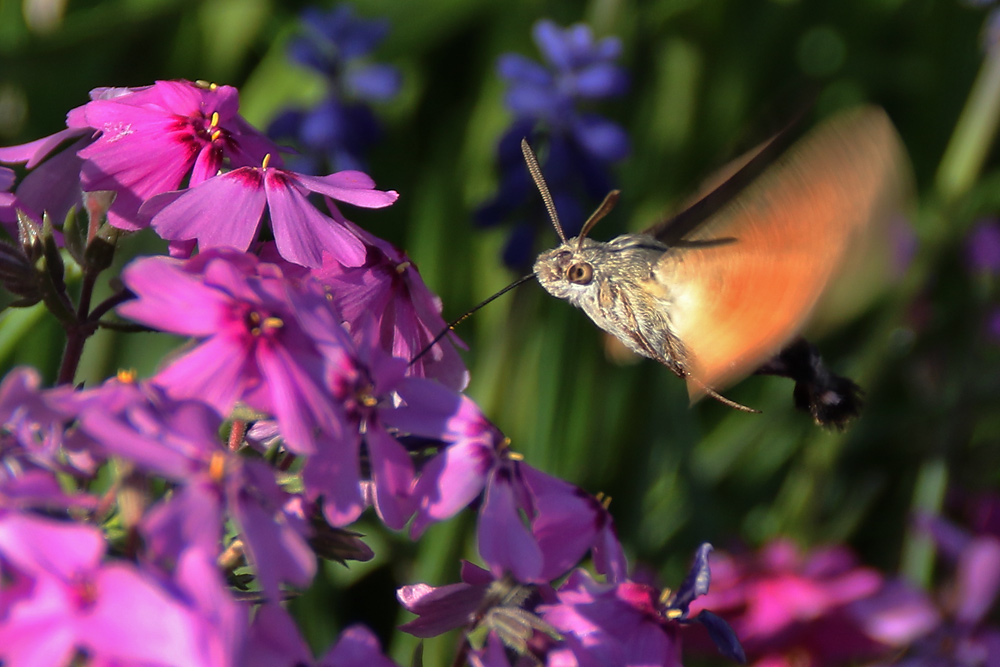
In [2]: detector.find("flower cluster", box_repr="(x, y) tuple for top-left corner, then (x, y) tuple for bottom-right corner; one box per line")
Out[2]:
(268, 5), (402, 174)
(477, 19), (630, 267)
(0, 76), (738, 666)
(683, 539), (951, 667)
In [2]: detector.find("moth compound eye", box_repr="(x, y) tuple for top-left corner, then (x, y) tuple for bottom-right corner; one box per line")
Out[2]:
(567, 262), (594, 285)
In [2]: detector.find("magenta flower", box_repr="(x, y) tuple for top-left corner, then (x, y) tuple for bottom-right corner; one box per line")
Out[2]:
(0, 512), (244, 667)
(538, 545), (744, 667)
(78, 79), (282, 231)
(61, 375), (316, 602)
(402, 389), (626, 582)
(118, 249), (350, 454)
(300, 324), (419, 530)
(311, 220), (468, 389)
(686, 540), (896, 666)
(143, 161), (398, 268)
(397, 560), (497, 638)
(0, 367), (99, 511)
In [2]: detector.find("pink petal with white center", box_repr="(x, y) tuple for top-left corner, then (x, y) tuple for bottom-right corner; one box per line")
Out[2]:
(265, 170), (366, 268)
(296, 171), (399, 209)
(478, 468), (543, 583)
(147, 168), (267, 250)
(366, 426), (416, 530)
(119, 256), (232, 336)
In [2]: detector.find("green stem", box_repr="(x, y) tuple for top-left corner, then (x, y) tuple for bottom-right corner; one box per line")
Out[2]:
(935, 45), (1000, 203)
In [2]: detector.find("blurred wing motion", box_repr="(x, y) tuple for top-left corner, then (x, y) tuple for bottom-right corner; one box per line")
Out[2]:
(649, 107), (910, 400)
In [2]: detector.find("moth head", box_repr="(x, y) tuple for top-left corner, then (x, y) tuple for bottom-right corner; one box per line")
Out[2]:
(520, 138), (620, 292)
(532, 237), (606, 300)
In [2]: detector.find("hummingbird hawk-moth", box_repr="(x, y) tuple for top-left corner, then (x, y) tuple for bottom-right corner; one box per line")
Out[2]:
(529, 106), (909, 428)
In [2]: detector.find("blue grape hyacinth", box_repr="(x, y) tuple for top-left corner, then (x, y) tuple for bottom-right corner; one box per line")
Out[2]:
(477, 19), (630, 268)
(269, 5), (402, 174)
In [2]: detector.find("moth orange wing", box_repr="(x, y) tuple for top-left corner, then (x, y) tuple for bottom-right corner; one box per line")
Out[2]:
(648, 107), (909, 399)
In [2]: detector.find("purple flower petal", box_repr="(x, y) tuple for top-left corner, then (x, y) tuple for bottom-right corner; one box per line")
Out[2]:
(147, 168), (267, 250)
(478, 467), (543, 582)
(409, 440), (494, 537)
(366, 426), (415, 530)
(303, 436), (365, 527)
(119, 256), (232, 336)
(955, 536), (1000, 625)
(265, 170), (367, 268)
(0, 127), (88, 169)
(295, 170), (398, 208)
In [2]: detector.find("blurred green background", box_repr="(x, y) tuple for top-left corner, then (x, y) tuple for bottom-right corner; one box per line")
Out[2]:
(2, 0), (999, 663)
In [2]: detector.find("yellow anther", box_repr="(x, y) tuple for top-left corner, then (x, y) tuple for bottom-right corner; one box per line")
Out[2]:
(210, 112), (219, 129)
(116, 368), (137, 383)
(262, 153), (272, 169)
(262, 316), (284, 330)
(209, 451), (226, 482)
(664, 608), (683, 620)
(395, 261), (411, 274)
(210, 129), (222, 142)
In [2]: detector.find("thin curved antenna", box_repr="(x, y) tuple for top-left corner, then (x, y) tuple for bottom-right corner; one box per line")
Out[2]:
(409, 273), (536, 366)
(521, 139), (566, 243)
(576, 190), (621, 250)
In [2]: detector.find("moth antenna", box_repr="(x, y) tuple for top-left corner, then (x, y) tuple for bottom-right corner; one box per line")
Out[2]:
(577, 190), (621, 250)
(521, 139), (566, 243)
(409, 273), (536, 366)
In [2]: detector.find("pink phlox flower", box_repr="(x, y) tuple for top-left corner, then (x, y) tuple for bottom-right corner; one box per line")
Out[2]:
(118, 249), (350, 454)
(63, 375), (316, 602)
(0, 367), (99, 497)
(397, 560), (496, 638)
(143, 157), (397, 268)
(539, 570), (683, 667)
(312, 218), (468, 390)
(301, 319), (417, 530)
(0, 511), (238, 667)
(400, 390), (626, 583)
(78, 79), (283, 231)
(540, 545), (743, 667)
(687, 540), (890, 666)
